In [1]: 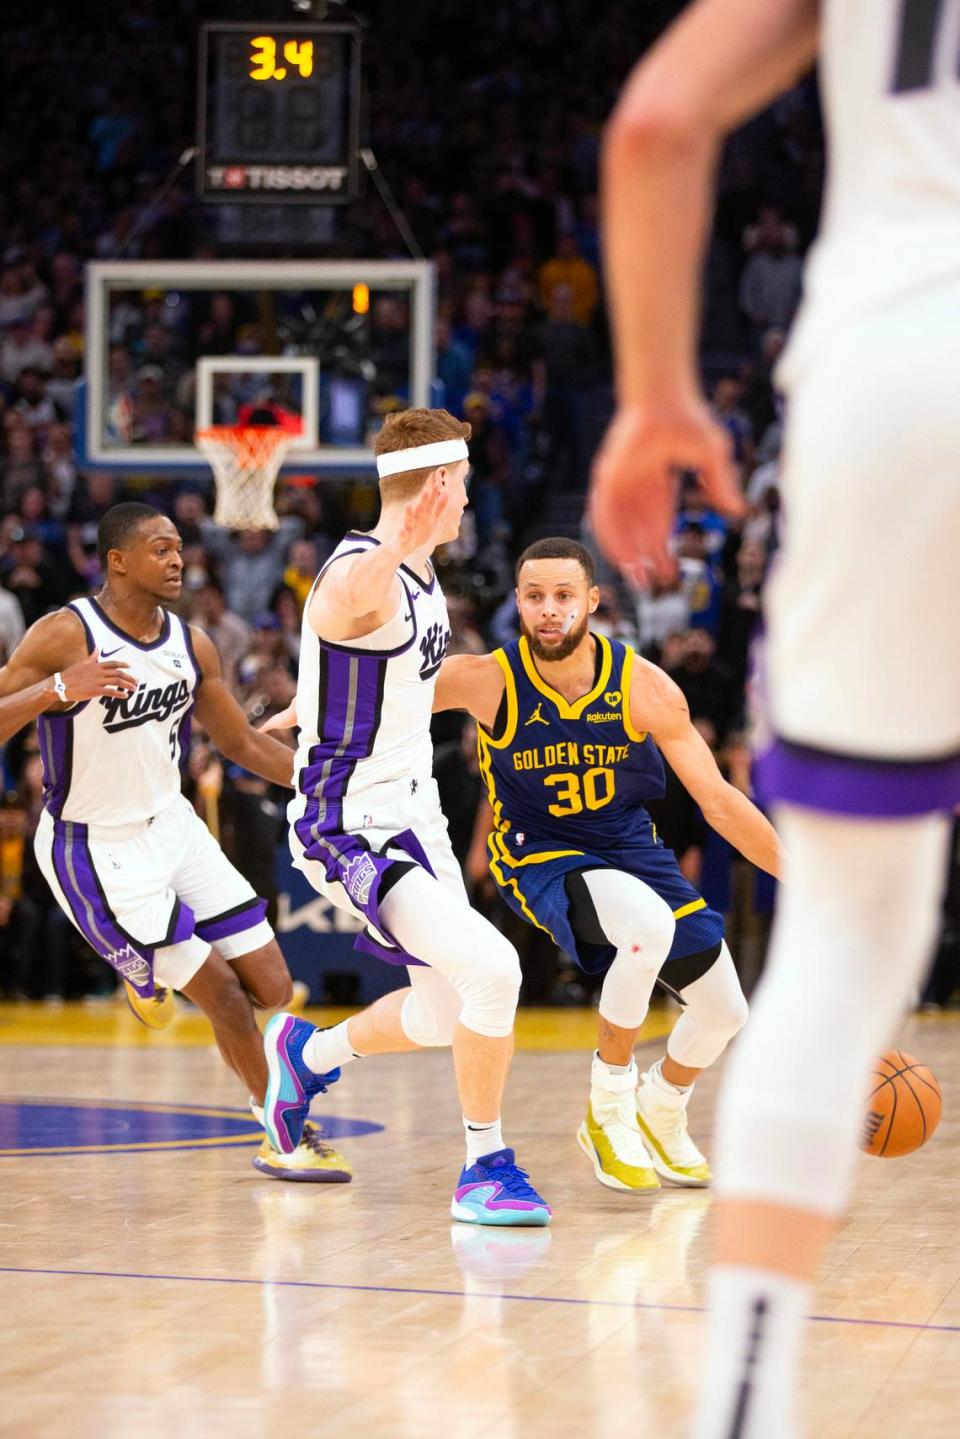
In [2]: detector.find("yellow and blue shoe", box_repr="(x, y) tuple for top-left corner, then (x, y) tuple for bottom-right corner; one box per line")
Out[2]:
(124, 981), (175, 1030)
(636, 1068), (711, 1187)
(577, 1093), (660, 1193)
(451, 1148), (552, 1227)
(252, 1120), (353, 1183)
(263, 1013), (340, 1154)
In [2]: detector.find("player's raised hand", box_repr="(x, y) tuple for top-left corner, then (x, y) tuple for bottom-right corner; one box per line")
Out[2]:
(589, 399), (742, 581)
(55, 649), (137, 703)
(390, 473), (447, 558)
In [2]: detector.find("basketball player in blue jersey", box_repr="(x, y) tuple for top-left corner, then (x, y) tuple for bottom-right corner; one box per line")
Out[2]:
(0, 501), (350, 1183)
(435, 537), (781, 1194)
(261, 408), (551, 1226)
(590, 2), (960, 1435)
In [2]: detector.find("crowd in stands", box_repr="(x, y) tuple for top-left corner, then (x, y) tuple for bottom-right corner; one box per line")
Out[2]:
(1, 0), (956, 1006)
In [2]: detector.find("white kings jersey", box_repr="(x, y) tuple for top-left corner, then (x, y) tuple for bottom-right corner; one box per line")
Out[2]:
(38, 597), (200, 828)
(782, 0), (960, 380)
(289, 533), (451, 826)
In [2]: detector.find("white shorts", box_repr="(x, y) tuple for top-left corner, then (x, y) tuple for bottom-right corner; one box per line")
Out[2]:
(289, 775), (467, 966)
(35, 794), (274, 994)
(757, 283), (960, 817)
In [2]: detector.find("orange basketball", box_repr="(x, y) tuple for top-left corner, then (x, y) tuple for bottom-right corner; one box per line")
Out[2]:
(862, 1050), (942, 1158)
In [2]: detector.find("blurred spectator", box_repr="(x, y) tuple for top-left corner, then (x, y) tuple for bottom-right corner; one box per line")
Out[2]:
(193, 580), (251, 692)
(591, 585), (638, 649)
(200, 517), (304, 623)
(0, 583), (25, 663)
(14, 368), (65, 440)
(667, 628), (739, 742)
(238, 614), (296, 698)
(462, 392), (511, 546)
(676, 523), (724, 636)
(2, 749), (68, 1001)
(42, 423), (80, 518)
(2, 422), (45, 509)
(271, 585), (303, 663)
(717, 539), (767, 693)
(131, 365), (174, 443)
(68, 471), (123, 527)
(538, 234), (599, 326)
(172, 489), (209, 546)
(2, 525), (74, 627)
(1, 316), (53, 385)
(436, 315), (474, 415)
(532, 284), (596, 487)
(711, 376), (754, 472)
(739, 209), (803, 333)
(282, 539), (320, 615)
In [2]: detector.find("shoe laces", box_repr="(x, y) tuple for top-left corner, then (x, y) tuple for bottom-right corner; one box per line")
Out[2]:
(301, 1122), (335, 1158)
(486, 1159), (544, 1204)
(595, 1093), (654, 1168)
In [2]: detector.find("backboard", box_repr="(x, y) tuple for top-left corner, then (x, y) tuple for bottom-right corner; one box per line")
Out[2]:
(81, 259), (435, 475)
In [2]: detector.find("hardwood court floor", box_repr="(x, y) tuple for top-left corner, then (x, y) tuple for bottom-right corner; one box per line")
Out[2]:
(1, 1001), (958, 1439)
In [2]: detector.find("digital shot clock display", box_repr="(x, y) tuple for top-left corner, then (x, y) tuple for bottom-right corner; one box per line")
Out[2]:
(197, 22), (362, 203)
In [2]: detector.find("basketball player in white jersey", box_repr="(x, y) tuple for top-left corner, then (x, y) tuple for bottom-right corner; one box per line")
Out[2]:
(0, 502), (351, 1183)
(261, 408), (551, 1225)
(590, 3), (960, 1434)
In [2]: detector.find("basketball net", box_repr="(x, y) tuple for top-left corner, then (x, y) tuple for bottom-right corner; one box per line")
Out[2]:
(195, 425), (298, 531)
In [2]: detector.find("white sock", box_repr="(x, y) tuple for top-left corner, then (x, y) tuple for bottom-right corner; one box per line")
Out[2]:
(646, 1058), (692, 1104)
(249, 1099), (265, 1128)
(591, 1051), (638, 1095)
(692, 1266), (808, 1439)
(302, 1020), (364, 1075)
(463, 1116), (504, 1165)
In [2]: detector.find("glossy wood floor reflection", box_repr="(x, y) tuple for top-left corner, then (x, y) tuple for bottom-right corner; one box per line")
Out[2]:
(1, 1003), (959, 1439)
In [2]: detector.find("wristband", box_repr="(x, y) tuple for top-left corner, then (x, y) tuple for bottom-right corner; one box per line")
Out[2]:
(52, 672), (68, 704)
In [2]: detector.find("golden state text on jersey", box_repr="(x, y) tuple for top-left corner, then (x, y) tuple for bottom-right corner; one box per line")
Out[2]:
(478, 633), (667, 855)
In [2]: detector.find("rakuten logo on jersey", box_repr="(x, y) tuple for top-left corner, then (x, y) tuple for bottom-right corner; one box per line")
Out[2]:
(100, 679), (191, 732)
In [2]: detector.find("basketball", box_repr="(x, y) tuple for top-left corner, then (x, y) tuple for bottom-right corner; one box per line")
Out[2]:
(862, 1050), (942, 1158)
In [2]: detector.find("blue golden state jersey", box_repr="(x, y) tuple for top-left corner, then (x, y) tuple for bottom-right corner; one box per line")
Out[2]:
(478, 633), (665, 855)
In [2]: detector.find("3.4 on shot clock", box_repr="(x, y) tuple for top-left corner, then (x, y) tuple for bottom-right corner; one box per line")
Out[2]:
(197, 22), (362, 203)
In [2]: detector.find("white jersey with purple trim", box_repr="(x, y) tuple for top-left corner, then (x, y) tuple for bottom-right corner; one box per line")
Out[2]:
(781, 0), (960, 385)
(289, 531), (451, 815)
(38, 597), (200, 828)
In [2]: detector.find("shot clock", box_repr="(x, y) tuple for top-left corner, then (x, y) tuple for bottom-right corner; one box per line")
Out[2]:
(197, 22), (362, 203)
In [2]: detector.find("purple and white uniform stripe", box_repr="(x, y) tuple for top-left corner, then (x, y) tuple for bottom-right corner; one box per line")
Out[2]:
(288, 533), (452, 963)
(49, 818), (195, 997)
(756, 737), (960, 819)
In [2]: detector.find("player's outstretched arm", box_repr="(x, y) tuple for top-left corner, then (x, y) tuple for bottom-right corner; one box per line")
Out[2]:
(0, 611), (136, 746)
(432, 653), (505, 729)
(189, 627), (294, 788)
(313, 473), (447, 641)
(636, 659), (784, 880)
(590, 0), (818, 573)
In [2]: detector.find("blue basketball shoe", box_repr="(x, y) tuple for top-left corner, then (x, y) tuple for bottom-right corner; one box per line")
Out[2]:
(451, 1148), (552, 1227)
(263, 1013), (341, 1154)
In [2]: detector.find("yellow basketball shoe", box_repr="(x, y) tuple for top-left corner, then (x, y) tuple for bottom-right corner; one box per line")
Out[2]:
(252, 1120), (353, 1183)
(635, 1064), (711, 1187)
(123, 981), (176, 1030)
(576, 1060), (660, 1192)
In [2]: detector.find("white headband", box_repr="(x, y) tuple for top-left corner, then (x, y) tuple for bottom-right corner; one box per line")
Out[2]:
(376, 438), (469, 478)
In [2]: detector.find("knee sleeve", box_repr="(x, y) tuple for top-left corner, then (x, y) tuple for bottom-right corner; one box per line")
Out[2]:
(715, 807), (950, 1216)
(453, 931), (521, 1038)
(400, 971), (463, 1048)
(666, 942), (748, 1070)
(577, 867), (676, 973)
(382, 868), (521, 1039)
(580, 868), (677, 1030)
